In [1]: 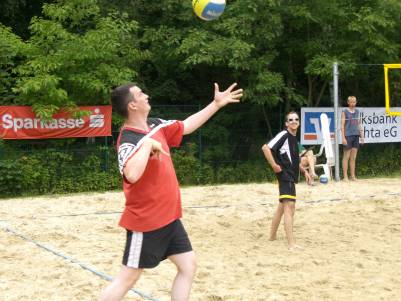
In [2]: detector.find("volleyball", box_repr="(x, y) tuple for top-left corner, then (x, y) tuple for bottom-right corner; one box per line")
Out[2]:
(192, 0), (226, 21)
(319, 175), (329, 184)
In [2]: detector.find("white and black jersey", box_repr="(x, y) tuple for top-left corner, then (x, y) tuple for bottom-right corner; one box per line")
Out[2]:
(267, 130), (300, 183)
(117, 117), (176, 174)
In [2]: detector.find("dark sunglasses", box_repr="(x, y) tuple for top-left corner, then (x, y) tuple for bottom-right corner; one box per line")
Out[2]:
(287, 118), (299, 122)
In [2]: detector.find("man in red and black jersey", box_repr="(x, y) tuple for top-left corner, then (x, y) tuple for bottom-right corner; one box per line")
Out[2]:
(98, 83), (242, 301)
(261, 111), (311, 250)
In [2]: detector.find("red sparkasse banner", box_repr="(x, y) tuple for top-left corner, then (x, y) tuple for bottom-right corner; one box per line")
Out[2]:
(0, 106), (112, 140)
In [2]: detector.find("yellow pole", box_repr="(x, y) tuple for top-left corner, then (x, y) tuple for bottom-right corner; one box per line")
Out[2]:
(384, 66), (390, 114)
(383, 64), (401, 116)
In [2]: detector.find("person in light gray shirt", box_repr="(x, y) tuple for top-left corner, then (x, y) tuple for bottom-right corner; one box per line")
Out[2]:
(341, 96), (364, 181)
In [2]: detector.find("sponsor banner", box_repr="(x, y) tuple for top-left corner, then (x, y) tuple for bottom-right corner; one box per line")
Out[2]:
(301, 107), (401, 145)
(0, 106), (112, 140)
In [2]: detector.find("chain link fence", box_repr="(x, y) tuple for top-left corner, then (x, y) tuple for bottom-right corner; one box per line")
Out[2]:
(0, 104), (283, 196)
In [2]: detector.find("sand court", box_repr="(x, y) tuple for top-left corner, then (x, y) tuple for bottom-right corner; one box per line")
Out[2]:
(1, 178), (401, 300)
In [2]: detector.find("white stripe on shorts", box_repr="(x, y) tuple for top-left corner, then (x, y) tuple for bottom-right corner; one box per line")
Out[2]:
(127, 231), (143, 268)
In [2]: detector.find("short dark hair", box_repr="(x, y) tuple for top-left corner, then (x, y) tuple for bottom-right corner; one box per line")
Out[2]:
(110, 83), (137, 118)
(285, 111), (299, 121)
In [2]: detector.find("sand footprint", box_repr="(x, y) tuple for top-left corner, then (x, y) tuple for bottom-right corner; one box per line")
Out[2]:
(217, 221), (231, 228)
(206, 295), (224, 301)
(197, 271), (211, 279)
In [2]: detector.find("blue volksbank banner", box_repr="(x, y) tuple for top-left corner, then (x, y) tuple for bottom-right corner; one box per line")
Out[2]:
(301, 107), (401, 145)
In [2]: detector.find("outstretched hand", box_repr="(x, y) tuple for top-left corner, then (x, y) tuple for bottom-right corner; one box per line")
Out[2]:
(213, 83), (243, 109)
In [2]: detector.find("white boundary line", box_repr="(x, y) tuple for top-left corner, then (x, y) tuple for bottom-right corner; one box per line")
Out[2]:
(1, 224), (160, 301)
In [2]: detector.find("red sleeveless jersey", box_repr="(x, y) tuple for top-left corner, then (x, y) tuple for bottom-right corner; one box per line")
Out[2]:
(116, 118), (184, 232)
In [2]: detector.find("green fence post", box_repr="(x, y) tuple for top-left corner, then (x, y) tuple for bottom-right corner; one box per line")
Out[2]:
(0, 139), (3, 159)
(198, 103), (202, 184)
(104, 136), (109, 172)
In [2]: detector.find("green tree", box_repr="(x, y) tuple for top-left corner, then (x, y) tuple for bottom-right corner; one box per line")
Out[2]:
(277, 0), (401, 108)
(0, 24), (24, 102)
(13, 0), (146, 119)
(0, 0), (50, 39)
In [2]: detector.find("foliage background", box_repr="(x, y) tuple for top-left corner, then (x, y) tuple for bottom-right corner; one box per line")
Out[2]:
(1, 0), (401, 196)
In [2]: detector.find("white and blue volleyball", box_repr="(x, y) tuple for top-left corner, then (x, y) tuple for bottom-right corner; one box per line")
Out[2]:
(192, 0), (226, 21)
(319, 175), (329, 184)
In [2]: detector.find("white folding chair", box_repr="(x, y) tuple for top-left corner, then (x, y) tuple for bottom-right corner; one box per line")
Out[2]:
(314, 113), (335, 179)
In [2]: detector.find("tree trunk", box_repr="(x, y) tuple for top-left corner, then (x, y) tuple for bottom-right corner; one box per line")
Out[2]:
(308, 75), (313, 106)
(315, 80), (328, 107)
(262, 105), (273, 139)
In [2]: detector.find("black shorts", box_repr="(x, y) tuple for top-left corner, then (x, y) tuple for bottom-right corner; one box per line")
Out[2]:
(122, 219), (192, 269)
(278, 180), (296, 202)
(344, 135), (360, 149)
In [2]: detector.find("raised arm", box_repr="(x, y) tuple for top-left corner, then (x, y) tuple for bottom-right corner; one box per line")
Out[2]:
(183, 83), (243, 135)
